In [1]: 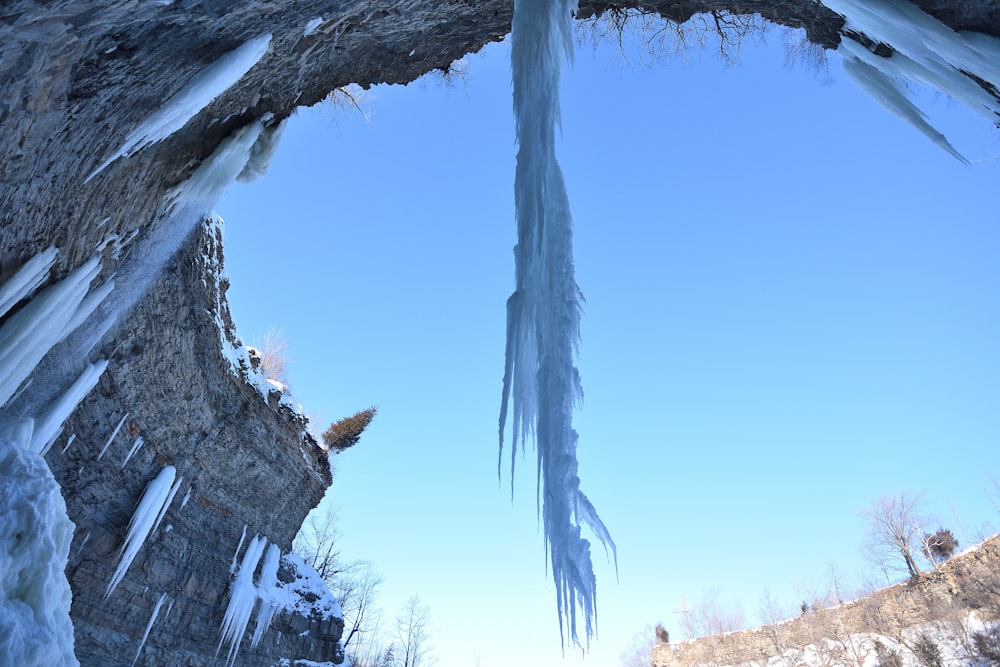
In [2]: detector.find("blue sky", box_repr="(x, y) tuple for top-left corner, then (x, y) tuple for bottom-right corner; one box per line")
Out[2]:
(217, 21), (1000, 667)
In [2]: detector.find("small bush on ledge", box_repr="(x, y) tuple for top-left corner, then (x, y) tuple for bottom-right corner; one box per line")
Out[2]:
(322, 407), (377, 452)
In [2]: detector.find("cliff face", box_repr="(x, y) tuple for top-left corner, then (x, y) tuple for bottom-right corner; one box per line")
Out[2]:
(653, 535), (1000, 667)
(2, 1), (999, 665)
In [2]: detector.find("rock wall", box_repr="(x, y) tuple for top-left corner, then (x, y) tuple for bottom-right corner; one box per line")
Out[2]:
(1, 1), (998, 665)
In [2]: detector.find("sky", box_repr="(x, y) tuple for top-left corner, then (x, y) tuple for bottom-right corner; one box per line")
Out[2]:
(217, 17), (1000, 667)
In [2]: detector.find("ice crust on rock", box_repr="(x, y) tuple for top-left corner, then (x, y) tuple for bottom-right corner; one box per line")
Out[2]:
(87, 33), (272, 180)
(107, 466), (179, 598)
(501, 0), (615, 650)
(0, 442), (79, 667)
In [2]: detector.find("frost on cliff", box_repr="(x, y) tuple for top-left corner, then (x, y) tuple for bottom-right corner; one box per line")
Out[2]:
(500, 0), (615, 651)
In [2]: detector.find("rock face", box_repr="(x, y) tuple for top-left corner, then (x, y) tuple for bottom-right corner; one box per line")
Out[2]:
(1, 1), (998, 666)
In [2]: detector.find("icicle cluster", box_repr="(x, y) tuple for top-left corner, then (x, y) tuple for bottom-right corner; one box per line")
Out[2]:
(106, 466), (183, 598)
(821, 0), (1000, 162)
(87, 33), (272, 181)
(218, 535), (267, 667)
(501, 0), (615, 651)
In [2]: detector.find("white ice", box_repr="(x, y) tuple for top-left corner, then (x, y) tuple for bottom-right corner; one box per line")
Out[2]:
(31, 360), (108, 455)
(151, 476), (183, 535)
(500, 0), (615, 650)
(121, 436), (145, 469)
(251, 543), (282, 648)
(0, 247), (57, 319)
(132, 592), (168, 666)
(821, 0), (1000, 160)
(87, 33), (272, 180)
(106, 466), (178, 598)
(0, 255), (109, 408)
(303, 17), (323, 37)
(0, 441), (79, 667)
(218, 534), (267, 667)
(237, 118), (288, 183)
(231, 524), (248, 575)
(98, 413), (128, 461)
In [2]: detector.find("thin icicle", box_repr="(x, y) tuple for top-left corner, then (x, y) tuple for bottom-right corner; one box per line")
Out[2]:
(132, 593), (168, 666)
(0, 247), (58, 318)
(501, 0), (615, 651)
(60, 433), (76, 454)
(180, 487), (192, 509)
(231, 524), (248, 574)
(218, 535), (267, 667)
(106, 466), (177, 598)
(121, 436), (145, 469)
(87, 33), (272, 180)
(98, 413), (128, 460)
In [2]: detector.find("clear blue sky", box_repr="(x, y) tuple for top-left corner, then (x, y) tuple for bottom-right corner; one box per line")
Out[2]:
(217, 22), (1000, 667)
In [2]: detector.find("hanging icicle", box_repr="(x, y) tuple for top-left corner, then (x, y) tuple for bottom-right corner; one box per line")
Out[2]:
(501, 0), (615, 651)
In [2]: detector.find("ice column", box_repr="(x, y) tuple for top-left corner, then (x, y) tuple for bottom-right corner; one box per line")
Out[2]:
(501, 0), (615, 650)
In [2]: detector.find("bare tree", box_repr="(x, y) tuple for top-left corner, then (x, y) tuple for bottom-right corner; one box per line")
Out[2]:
(619, 624), (657, 667)
(253, 326), (290, 385)
(693, 588), (746, 637)
(393, 594), (433, 667)
(863, 492), (930, 580)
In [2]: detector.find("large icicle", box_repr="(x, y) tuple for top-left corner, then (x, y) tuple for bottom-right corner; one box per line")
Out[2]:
(30, 360), (108, 455)
(820, 0), (1000, 160)
(106, 466), (177, 598)
(87, 33), (272, 180)
(218, 535), (267, 667)
(0, 247), (57, 319)
(250, 543), (282, 648)
(501, 0), (614, 650)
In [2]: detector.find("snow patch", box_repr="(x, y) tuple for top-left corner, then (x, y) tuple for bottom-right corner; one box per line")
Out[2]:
(87, 33), (272, 180)
(0, 441), (78, 667)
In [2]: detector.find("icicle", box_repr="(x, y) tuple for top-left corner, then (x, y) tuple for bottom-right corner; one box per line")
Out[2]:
(0, 256), (108, 408)
(237, 118), (287, 183)
(151, 476), (183, 534)
(60, 433), (76, 454)
(820, 0), (1000, 160)
(98, 413), (128, 460)
(0, 247), (58, 319)
(180, 487), (192, 509)
(120, 436), (145, 469)
(250, 543), (282, 648)
(303, 17), (323, 37)
(501, 0), (615, 651)
(87, 33), (272, 180)
(230, 524), (248, 574)
(31, 360), (108, 455)
(106, 466), (177, 598)
(218, 535), (267, 667)
(132, 593), (168, 666)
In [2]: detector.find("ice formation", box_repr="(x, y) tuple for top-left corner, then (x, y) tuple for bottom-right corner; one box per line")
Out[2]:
(132, 592), (168, 666)
(98, 413), (128, 460)
(87, 33), (272, 180)
(107, 466), (178, 598)
(121, 436), (145, 469)
(501, 0), (614, 650)
(30, 360), (108, 455)
(303, 17), (324, 37)
(251, 543), (282, 648)
(821, 0), (1000, 161)
(0, 247), (57, 318)
(0, 255), (110, 408)
(0, 442), (79, 667)
(237, 118), (288, 183)
(218, 534), (267, 667)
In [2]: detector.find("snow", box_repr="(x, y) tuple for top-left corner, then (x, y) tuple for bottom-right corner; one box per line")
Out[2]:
(0, 247), (57, 319)
(106, 466), (178, 598)
(0, 441), (78, 667)
(820, 0), (1000, 160)
(87, 33), (272, 180)
(132, 592), (168, 666)
(501, 0), (614, 650)
(279, 552), (343, 621)
(303, 17), (323, 37)
(98, 413), (128, 460)
(218, 534), (267, 667)
(0, 254), (110, 408)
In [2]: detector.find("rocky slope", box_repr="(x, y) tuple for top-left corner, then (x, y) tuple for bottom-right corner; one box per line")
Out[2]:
(654, 535), (1000, 667)
(1, 1), (999, 665)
